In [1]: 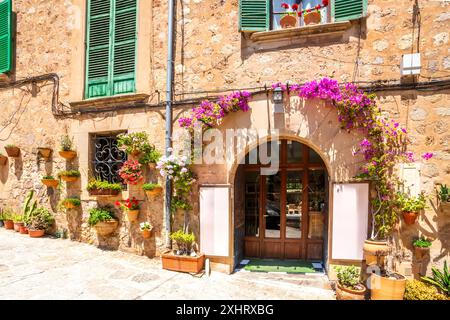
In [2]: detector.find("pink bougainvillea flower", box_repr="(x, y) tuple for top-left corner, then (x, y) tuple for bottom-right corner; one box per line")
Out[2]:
(421, 152), (433, 160)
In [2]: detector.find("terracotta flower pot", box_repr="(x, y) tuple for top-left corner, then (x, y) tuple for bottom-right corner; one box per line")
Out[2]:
(60, 176), (78, 183)
(59, 150), (77, 160)
(126, 210), (139, 222)
(131, 150), (141, 157)
(363, 240), (389, 266)
(141, 229), (152, 239)
(13, 222), (24, 232)
(42, 179), (59, 187)
(19, 225), (28, 234)
(0, 155), (7, 165)
(414, 246), (430, 261)
(145, 187), (163, 199)
(280, 14), (297, 28)
(148, 163), (156, 170)
(370, 273), (406, 300)
(440, 201), (450, 214)
(37, 147), (52, 159)
(94, 220), (118, 236)
(64, 202), (76, 209)
(303, 11), (321, 25)
(4, 220), (14, 230)
(402, 211), (418, 225)
(336, 283), (367, 300)
(5, 146), (20, 157)
(88, 189), (121, 197)
(161, 252), (205, 274)
(29, 229), (45, 238)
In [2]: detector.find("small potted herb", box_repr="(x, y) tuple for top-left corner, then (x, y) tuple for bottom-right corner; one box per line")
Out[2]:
(396, 192), (427, 225)
(0, 152), (7, 165)
(143, 183), (163, 199)
(59, 135), (77, 160)
(115, 197), (141, 222)
(437, 184), (450, 214)
(42, 175), (59, 188)
(140, 221), (153, 239)
(2, 210), (14, 230)
(334, 265), (367, 300)
(58, 170), (81, 183)
(413, 237), (432, 261)
(59, 198), (81, 210)
(25, 207), (54, 238)
(87, 179), (122, 196)
(4, 144), (20, 157)
(88, 207), (118, 236)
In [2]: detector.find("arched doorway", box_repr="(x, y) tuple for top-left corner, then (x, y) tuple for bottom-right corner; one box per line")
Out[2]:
(233, 139), (329, 264)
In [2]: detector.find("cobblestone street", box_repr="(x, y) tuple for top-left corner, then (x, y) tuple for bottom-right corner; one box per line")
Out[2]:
(0, 229), (335, 300)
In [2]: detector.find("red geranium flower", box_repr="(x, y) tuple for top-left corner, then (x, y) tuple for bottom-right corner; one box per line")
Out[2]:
(322, 0), (329, 6)
(306, 8), (311, 13)
(315, 4), (321, 10)
(297, 11), (302, 17)
(292, 3), (299, 11)
(281, 2), (289, 9)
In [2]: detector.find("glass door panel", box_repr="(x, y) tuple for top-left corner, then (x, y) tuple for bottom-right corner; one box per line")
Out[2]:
(308, 169), (326, 239)
(285, 170), (303, 239)
(264, 171), (281, 238)
(244, 171), (260, 237)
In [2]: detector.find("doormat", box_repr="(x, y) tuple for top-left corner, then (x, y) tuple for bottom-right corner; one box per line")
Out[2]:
(243, 259), (316, 274)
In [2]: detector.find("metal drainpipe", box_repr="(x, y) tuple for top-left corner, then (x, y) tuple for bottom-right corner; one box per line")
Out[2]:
(164, 0), (176, 249)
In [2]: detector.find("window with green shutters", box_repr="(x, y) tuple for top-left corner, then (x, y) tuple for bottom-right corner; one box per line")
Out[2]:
(85, 0), (137, 99)
(239, 0), (270, 32)
(0, 0), (12, 74)
(332, 0), (367, 22)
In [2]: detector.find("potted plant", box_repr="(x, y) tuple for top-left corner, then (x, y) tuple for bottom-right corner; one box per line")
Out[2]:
(58, 169), (81, 182)
(117, 132), (153, 157)
(279, 2), (298, 28)
(2, 210), (14, 230)
(118, 159), (144, 185)
(42, 175), (59, 187)
(4, 144), (20, 157)
(421, 261), (450, 297)
(140, 221), (153, 239)
(370, 270), (406, 300)
(20, 191), (37, 235)
(143, 183), (163, 199)
(334, 265), (367, 300)
(25, 207), (54, 238)
(13, 215), (24, 232)
(437, 184), (450, 214)
(0, 152), (7, 165)
(88, 207), (118, 236)
(59, 135), (77, 160)
(37, 147), (52, 159)
(87, 179), (122, 196)
(413, 237), (432, 261)
(59, 198), (81, 210)
(162, 229), (205, 274)
(396, 191), (427, 225)
(115, 197), (141, 222)
(139, 148), (162, 170)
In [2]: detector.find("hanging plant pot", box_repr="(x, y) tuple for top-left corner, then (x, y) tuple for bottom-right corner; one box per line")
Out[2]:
(60, 175), (78, 183)
(335, 283), (367, 300)
(19, 225), (29, 234)
(142, 229), (152, 239)
(145, 187), (163, 199)
(13, 222), (24, 232)
(42, 179), (59, 188)
(414, 246), (430, 261)
(29, 229), (45, 238)
(440, 201), (450, 214)
(126, 210), (139, 222)
(280, 14), (297, 29)
(148, 163), (156, 170)
(370, 273), (406, 300)
(94, 220), (118, 236)
(131, 149), (141, 157)
(0, 155), (7, 165)
(5, 146), (20, 157)
(59, 150), (77, 160)
(402, 211), (419, 225)
(37, 147), (52, 159)
(363, 240), (389, 266)
(303, 11), (321, 25)
(4, 220), (14, 230)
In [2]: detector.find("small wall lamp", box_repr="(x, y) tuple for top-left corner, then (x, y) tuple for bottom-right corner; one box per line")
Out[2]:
(272, 87), (284, 104)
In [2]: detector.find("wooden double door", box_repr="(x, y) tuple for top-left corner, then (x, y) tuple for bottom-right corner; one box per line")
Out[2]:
(243, 141), (327, 260)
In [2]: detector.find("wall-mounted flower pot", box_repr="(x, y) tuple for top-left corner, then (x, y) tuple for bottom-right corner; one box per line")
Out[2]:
(29, 229), (45, 238)
(59, 150), (77, 160)
(5, 146), (20, 157)
(126, 210), (139, 222)
(13, 222), (24, 232)
(161, 252), (205, 274)
(19, 225), (29, 234)
(440, 201), (450, 214)
(42, 179), (59, 188)
(4, 220), (14, 230)
(363, 240), (389, 266)
(131, 149), (141, 157)
(370, 273), (406, 300)
(141, 229), (152, 239)
(37, 147), (52, 159)
(402, 211), (419, 225)
(60, 176), (78, 183)
(145, 187), (163, 199)
(63, 201), (78, 210)
(303, 11), (321, 25)
(94, 220), (118, 236)
(88, 189), (121, 197)
(335, 283), (367, 300)
(148, 163), (156, 170)
(414, 246), (430, 261)
(0, 155), (7, 165)
(280, 14), (297, 28)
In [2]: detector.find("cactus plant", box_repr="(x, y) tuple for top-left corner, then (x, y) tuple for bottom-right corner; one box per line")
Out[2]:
(22, 190), (37, 223)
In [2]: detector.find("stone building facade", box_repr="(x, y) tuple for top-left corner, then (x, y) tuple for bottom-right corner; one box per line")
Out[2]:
(0, 0), (449, 276)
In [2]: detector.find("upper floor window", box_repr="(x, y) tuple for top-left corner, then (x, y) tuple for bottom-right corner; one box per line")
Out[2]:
(85, 0), (137, 99)
(272, 0), (329, 30)
(0, 0), (12, 74)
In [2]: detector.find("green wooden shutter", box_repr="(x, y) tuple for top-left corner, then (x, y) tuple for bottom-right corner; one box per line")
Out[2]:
(333, 0), (368, 22)
(112, 0), (137, 95)
(239, 0), (270, 32)
(0, 0), (12, 74)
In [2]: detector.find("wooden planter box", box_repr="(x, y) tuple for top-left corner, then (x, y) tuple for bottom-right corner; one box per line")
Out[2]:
(162, 253), (205, 274)
(5, 146), (20, 157)
(59, 150), (77, 160)
(88, 189), (121, 196)
(0, 155), (7, 165)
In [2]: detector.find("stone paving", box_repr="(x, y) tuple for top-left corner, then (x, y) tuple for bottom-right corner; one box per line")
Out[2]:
(0, 229), (335, 300)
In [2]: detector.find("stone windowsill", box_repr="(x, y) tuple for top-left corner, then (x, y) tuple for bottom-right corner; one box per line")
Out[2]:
(69, 93), (150, 113)
(249, 21), (352, 42)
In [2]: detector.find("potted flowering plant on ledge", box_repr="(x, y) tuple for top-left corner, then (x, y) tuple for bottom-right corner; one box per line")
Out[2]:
(396, 191), (427, 225)
(87, 179), (122, 196)
(117, 132), (153, 157)
(140, 221), (153, 239)
(118, 159), (144, 185)
(279, 3), (298, 29)
(115, 197), (141, 222)
(88, 207), (118, 236)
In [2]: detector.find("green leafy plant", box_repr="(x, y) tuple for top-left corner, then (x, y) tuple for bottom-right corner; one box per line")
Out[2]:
(396, 192), (427, 213)
(88, 207), (116, 226)
(413, 237), (432, 248)
(170, 229), (196, 255)
(142, 183), (161, 191)
(60, 135), (74, 151)
(12, 214), (23, 223)
(139, 148), (162, 165)
(22, 191), (37, 222)
(334, 265), (362, 290)
(58, 198), (81, 210)
(86, 179), (122, 191)
(438, 184), (450, 203)
(5, 144), (17, 148)
(25, 207), (54, 231)
(171, 197), (192, 212)
(117, 132), (153, 155)
(0, 209), (14, 221)
(42, 175), (56, 180)
(58, 170), (81, 178)
(404, 280), (448, 300)
(422, 261), (450, 296)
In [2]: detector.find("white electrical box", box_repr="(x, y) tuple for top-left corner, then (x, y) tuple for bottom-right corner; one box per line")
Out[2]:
(401, 53), (421, 76)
